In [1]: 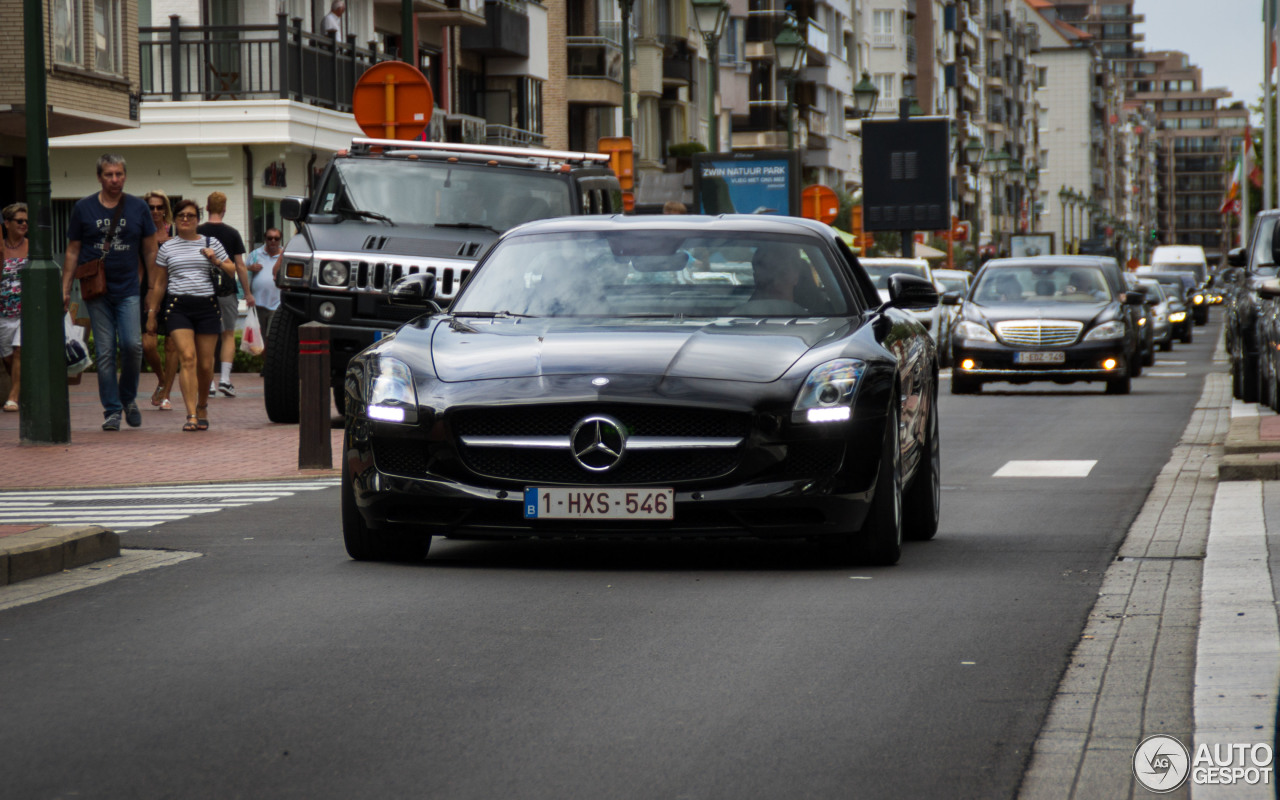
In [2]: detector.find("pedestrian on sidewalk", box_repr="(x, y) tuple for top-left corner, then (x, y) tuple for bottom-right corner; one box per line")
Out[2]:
(197, 192), (253, 399)
(245, 227), (283, 344)
(145, 198), (232, 432)
(61, 154), (158, 431)
(141, 190), (179, 411)
(1, 202), (27, 413)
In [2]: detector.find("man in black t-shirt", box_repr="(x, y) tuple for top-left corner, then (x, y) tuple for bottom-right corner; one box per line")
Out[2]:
(197, 192), (254, 397)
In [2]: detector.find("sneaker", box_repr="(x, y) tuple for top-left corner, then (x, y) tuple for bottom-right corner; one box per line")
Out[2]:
(124, 402), (142, 428)
(218, 382), (236, 398)
(209, 381), (218, 395)
(102, 412), (122, 431)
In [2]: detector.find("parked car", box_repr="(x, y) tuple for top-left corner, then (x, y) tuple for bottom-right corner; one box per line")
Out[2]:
(1225, 210), (1280, 402)
(1137, 271), (1194, 344)
(1135, 277), (1174, 352)
(948, 257), (1145, 394)
(1149, 244), (1210, 324)
(860, 258), (946, 353)
(341, 215), (942, 566)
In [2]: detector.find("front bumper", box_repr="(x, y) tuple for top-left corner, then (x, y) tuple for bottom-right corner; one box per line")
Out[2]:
(952, 338), (1129, 383)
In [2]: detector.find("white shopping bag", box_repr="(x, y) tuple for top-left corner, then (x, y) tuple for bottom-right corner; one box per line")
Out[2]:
(239, 308), (264, 356)
(64, 313), (91, 377)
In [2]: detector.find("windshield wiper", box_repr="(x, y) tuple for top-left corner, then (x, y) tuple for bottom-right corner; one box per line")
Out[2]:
(435, 222), (501, 234)
(452, 310), (535, 319)
(342, 208), (395, 225)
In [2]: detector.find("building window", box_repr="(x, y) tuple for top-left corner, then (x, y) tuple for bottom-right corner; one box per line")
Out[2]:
(873, 72), (894, 101)
(53, 0), (83, 66)
(94, 0), (123, 75)
(872, 10), (894, 47)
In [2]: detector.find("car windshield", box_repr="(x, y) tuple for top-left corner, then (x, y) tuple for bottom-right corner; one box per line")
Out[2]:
(862, 263), (929, 290)
(1155, 280), (1186, 301)
(1138, 282), (1165, 301)
(452, 231), (853, 318)
(972, 264), (1115, 304)
(316, 159), (573, 230)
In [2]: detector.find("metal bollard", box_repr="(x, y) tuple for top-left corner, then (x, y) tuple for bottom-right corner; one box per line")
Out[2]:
(298, 321), (333, 469)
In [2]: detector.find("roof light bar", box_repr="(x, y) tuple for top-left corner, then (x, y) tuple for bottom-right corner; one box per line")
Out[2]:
(350, 138), (611, 164)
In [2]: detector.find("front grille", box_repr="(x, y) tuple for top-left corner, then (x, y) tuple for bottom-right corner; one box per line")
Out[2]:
(453, 404), (751, 485)
(994, 319), (1083, 347)
(452, 405), (752, 439)
(771, 440), (845, 479)
(351, 261), (471, 300)
(461, 448), (739, 485)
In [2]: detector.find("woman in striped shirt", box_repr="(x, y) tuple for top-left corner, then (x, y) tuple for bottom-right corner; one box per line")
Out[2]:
(144, 198), (234, 431)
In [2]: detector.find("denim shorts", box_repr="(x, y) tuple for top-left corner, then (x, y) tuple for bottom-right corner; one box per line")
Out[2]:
(164, 294), (222, 336)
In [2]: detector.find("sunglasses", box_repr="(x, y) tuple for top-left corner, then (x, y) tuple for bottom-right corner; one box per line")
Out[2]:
(266, 236), (281, 241)
(148, 204), (166, 211)
(175, 212), (199, 220)
(9, 218), (27, 224)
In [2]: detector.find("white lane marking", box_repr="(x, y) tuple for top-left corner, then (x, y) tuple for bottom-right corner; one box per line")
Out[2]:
(0, 508), (224, 518)
(993, 460), (1097, 478)
(1145, 372), (1188, 378)
(1156, 360), (1187, 365)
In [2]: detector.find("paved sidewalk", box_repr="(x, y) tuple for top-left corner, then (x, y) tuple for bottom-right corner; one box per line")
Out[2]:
(0, 373), (341, 489)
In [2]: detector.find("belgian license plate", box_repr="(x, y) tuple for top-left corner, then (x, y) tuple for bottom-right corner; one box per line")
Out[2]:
(523, 488), (674, 520)
(1014, 351), (1065, 364)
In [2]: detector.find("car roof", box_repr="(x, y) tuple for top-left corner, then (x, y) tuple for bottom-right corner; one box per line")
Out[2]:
(981, 256), (1120, 269)
(504, 214), (845, 244)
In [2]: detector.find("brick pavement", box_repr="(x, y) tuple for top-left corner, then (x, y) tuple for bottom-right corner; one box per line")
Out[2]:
(0, 373), (341, 490)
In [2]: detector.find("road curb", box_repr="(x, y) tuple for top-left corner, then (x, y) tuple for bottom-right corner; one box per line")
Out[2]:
(0, 526), (120, 586)
(1219, 453), (1280, 481)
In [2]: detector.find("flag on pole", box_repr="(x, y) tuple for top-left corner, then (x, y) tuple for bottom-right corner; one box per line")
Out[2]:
(1221, 127), (1258, 213)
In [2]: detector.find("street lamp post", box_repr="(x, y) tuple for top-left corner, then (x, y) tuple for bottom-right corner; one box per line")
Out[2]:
(1058, 186), (1070, 254)
(691, 0), (729, 151)
(773, 16), (805, 152)
(620, 0), (635, 138)
(1025, 166), (1039, 232)
(964, 136), (985, 265)
(1006, 158), (1024, 234)
(984, 146), (1010, 255)
(852, 71), (880, 120)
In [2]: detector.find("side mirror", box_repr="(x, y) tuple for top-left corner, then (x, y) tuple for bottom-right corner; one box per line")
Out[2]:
(388, 272), (441, 310)
(940, 291), (963, 306)
(1257, 279), (1280, 300)
(281, 196), (310, 221)
(887, 273), (939, 311)
(1228, 247), (1247, 267)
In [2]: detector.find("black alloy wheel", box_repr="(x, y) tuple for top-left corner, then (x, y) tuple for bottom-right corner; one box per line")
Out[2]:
(1105, 371), (1132, 395)
(951, 373), (982, 395)
(902, 388), (940, 542)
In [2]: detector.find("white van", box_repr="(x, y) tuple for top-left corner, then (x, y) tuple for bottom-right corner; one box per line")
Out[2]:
(1150, 245), (1209, 285)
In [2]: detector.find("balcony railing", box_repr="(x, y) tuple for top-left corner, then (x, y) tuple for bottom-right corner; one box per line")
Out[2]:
(872, 33), (896, 48)
(139, 14), (385, 111)
(567, 37), (623, 81)
(487, 124), (545, 148)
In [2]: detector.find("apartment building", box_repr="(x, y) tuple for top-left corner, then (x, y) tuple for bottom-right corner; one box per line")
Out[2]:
(1127, 51), (1249, 261)
(1, 0), (141, 202)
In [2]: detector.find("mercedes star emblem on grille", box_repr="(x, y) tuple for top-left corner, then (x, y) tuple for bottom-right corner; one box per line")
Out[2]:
(592, 376), (610, 387)
(570, 415), (627, 472)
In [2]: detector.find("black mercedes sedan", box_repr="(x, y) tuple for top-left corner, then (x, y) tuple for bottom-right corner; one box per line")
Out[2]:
(950, 258), (1145, 394)
(340, 215), (941, 565)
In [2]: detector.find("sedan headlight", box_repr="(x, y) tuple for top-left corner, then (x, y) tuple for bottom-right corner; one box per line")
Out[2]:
(1193, 294), (1205, 305)
(1169, 310), (1187, 322)
(1083, 320), (1126, 341)
(320, 260), (350, 287)
(367, 357), (418, 424)
(793, 359), (866, 423)
(957, 320), (997, 342)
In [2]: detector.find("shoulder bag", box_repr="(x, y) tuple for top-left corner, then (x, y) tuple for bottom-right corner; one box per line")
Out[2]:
(74, 201), (125, 301)
(207, 236), (236, 297)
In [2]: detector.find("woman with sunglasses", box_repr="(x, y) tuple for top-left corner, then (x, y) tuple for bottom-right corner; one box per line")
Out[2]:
(144, 199), (233, 431)
(141, 190), (180, 411)
(0, 203), (26, 413)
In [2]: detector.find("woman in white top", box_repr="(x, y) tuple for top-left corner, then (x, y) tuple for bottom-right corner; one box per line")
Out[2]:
(144, 198), (234, 431)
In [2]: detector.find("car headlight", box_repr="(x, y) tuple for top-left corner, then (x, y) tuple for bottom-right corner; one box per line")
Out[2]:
(367, 357), (418, 424)
(793, 359), (866, 423)
(1137, 317), (1146, 326)
(1193, 294), (1204, 305)
(957, 320), (997, 342)
(1083, 320), (1126, 341)
(1169, 310), (1187, 322)
(320, 260), (350, 287)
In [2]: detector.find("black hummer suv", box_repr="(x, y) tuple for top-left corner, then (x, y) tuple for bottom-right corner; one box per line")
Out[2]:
(265, 138), (623, 422)
(1224, 209), (1280, 403)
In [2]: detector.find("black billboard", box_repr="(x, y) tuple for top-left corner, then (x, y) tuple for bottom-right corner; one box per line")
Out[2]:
(861, 118), (951, 232)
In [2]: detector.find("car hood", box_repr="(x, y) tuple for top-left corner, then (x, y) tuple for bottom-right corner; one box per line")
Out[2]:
(964, 300), (1114, 325)
(301, 222), (495, 261)
(419, 316), (856, 383)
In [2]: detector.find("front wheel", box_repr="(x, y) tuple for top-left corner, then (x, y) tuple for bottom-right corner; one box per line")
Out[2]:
(859, 415), (903, 565)
(951, 374), (982, 395)
(263, 306), (302, 424)
(341, 445), (431, 562)
(1105, 373), (1132, 395)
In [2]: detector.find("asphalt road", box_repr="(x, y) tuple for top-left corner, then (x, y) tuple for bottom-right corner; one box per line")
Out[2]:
(0, 322), (1219, 800)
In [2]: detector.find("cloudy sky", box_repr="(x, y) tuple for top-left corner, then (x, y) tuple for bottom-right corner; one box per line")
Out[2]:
(1135, 0), (1265, 111)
